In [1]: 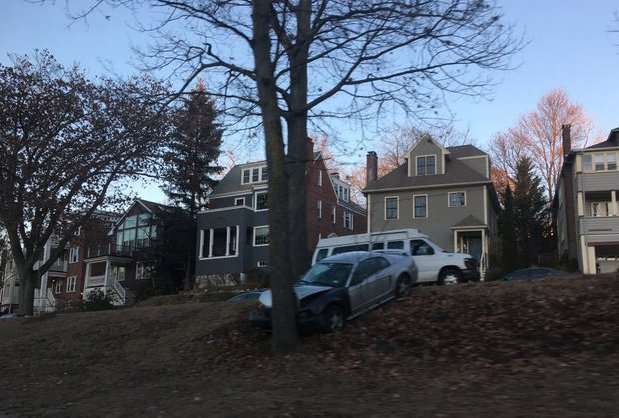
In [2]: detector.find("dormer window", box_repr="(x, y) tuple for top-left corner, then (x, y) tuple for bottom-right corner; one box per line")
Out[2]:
(241, 165), (268, 184)
(416, 155), (436, 176)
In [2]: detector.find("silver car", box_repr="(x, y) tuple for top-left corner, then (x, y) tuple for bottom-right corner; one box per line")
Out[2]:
(250, 251), (417, 332)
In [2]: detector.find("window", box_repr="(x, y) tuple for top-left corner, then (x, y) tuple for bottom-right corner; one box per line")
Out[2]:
(200, 227), (238, 258)
(608, 153), (617, 170)
(136, 262), (151, 280)
(595, 154), (605, 171)
(371, 242), (384, 250)
(387, 241), (404, 249)
(331, 207), (337, 224)
(414, 195), (427, 218)
(315, 248), (329, 263)
(254, 226), (270, 246)
(54, 279), (63, 294)
(66, 276), (77, 292)
(343, 212), (353, 229)
(449, 192), (466, 207)
(112, 265), (126, 282)
(317, 200), (322, 219)
(584, 152), (619, 172)
(416, 155), (436, 175)
(591, 202), (611, 217)
(256, 192), (269, 210)
(410, 239), (435, 256)
(69, 247), (79, 264)
(242, 166), (268, 184)
(234, 197), (245, 206)
(385, 197), (398, 219)
(582, 154), (592, 171)
(257, 261), (268, 267)
(318, 170), (323, 186)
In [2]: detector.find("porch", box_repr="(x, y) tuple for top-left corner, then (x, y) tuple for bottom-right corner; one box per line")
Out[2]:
(84, 255), (134, 306)
(452, 227), (488, 279)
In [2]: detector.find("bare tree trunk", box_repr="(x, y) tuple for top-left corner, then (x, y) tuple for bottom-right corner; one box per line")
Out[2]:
(286, 0), (311, 281)
(18, 268), (36, 316)
(253, 0), (298, 354)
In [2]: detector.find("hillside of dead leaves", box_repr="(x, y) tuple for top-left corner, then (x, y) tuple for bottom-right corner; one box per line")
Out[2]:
(0, 274), (617, 417)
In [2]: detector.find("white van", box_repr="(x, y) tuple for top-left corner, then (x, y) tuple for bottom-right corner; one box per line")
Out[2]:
(313, 229), (479, 284)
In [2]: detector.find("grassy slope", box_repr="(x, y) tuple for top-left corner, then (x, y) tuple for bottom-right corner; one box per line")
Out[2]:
(0, 275), (618, 417)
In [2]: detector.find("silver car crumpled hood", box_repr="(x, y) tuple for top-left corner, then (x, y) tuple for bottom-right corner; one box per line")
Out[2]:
(258, 285), (332, 308)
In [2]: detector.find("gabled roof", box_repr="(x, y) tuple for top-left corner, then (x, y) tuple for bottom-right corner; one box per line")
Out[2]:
(450, 215), (486, 228)
(211, 151), (324, 197)
(364, 145), (490, 193)
(108, 199), (184, 235)
(338, 198), (366, 215)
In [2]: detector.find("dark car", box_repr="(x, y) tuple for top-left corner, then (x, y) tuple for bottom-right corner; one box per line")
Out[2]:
(227, 291), (263, 302)
(503, 267), (569, 281)
(250, 251), (417, 333)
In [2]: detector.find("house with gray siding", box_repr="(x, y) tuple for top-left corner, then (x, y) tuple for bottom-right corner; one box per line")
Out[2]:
(195, 140), (366, 282)
(554, 126), (619, 274)
(363, 136), (499, 277)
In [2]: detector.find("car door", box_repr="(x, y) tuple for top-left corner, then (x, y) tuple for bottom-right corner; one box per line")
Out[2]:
(347, 259), (373, 315)
(409, 239), (437, 282)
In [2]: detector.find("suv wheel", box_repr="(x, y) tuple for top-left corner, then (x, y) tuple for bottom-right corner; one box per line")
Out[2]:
(438, 268), (462, 285)
(320, 305), (345, 333)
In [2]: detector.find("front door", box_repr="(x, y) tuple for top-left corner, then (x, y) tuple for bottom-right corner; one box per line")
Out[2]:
(464, 236), (482, 263)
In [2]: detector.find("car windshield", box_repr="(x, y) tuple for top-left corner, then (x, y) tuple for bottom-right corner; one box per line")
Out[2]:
(300, 262), (353, 287)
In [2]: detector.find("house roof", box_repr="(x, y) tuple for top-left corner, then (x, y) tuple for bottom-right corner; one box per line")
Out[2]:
(450, 215), (486, 228)
(338, 198), (366, 215)
(364, 146), (491, 193)
(584, 127), (619, 150)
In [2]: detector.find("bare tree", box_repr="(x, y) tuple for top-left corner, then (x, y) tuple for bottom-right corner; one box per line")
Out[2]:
(60, 0), (523, 353)
(0, 52), (170, 315)
(489, 88), (601, 201)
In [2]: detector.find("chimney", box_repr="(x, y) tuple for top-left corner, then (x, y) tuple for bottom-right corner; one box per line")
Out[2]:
(306, 137), (314, 160)
(366, 151), (378, 187)
(562, 124), (572, 158)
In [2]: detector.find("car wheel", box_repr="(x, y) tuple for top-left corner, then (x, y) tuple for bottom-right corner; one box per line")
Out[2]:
(438, 268), (461, 285)
(321, 305), (345, 333)
(395, 274), (411, 298)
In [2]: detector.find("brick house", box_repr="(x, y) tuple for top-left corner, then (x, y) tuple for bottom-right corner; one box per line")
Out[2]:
(195, 140), (366, 281)
(83, 199), (192, 305)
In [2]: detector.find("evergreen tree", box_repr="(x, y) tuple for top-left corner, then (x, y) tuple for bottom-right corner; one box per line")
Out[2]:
(162, 80), (224, 217)
(499, 186), (518, 272)
(512, 157), (549, 267)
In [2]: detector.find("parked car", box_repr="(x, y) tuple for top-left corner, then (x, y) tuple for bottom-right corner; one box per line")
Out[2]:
(227, 291), (263, 302)
(312, 228), (479, 284)
(503, 267), (569, 281)
(250, 251), (417, 333)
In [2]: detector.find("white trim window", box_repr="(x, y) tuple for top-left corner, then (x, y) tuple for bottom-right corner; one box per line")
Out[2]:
(234, 197), (245, 206)
(448, 191), (466, 207)
(69, 247), (79, 264)
(241, 165), (268, 184)
(54, 279), (63, 294)
(318, 170), (323, 186)
(66, 276), (77, 293)
(413, 195), (428, 218)
(317, 200), (322, 219)
(200, 226), (239, 258)
(385, 197), (398, 219)
(253, 226), (270, 246)
(343, 212), (353, 230)
(583, 152), (618, 172)
(416, 155), (436, 176)
(331, 206), (336, 224)
(136, 262), (151, 280)
(255, 192), (269, 211)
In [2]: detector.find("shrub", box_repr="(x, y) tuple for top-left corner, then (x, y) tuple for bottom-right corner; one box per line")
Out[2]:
(82, 288), (118, 311)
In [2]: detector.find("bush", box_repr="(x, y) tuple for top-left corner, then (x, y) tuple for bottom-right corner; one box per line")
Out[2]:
(82, 288), (117, 311)
(484, 268), (505, 282)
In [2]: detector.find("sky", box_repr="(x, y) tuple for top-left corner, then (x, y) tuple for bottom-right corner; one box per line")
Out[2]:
(2, 0), (619, 203)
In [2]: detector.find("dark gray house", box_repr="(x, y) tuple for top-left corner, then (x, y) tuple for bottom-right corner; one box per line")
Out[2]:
(196, 140), (366, 283)
(363, 136), (499, 278)
(554, 126), (619, 274)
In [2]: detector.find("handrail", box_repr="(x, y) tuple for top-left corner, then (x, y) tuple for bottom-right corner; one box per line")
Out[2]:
(112, 278), (126, 306)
